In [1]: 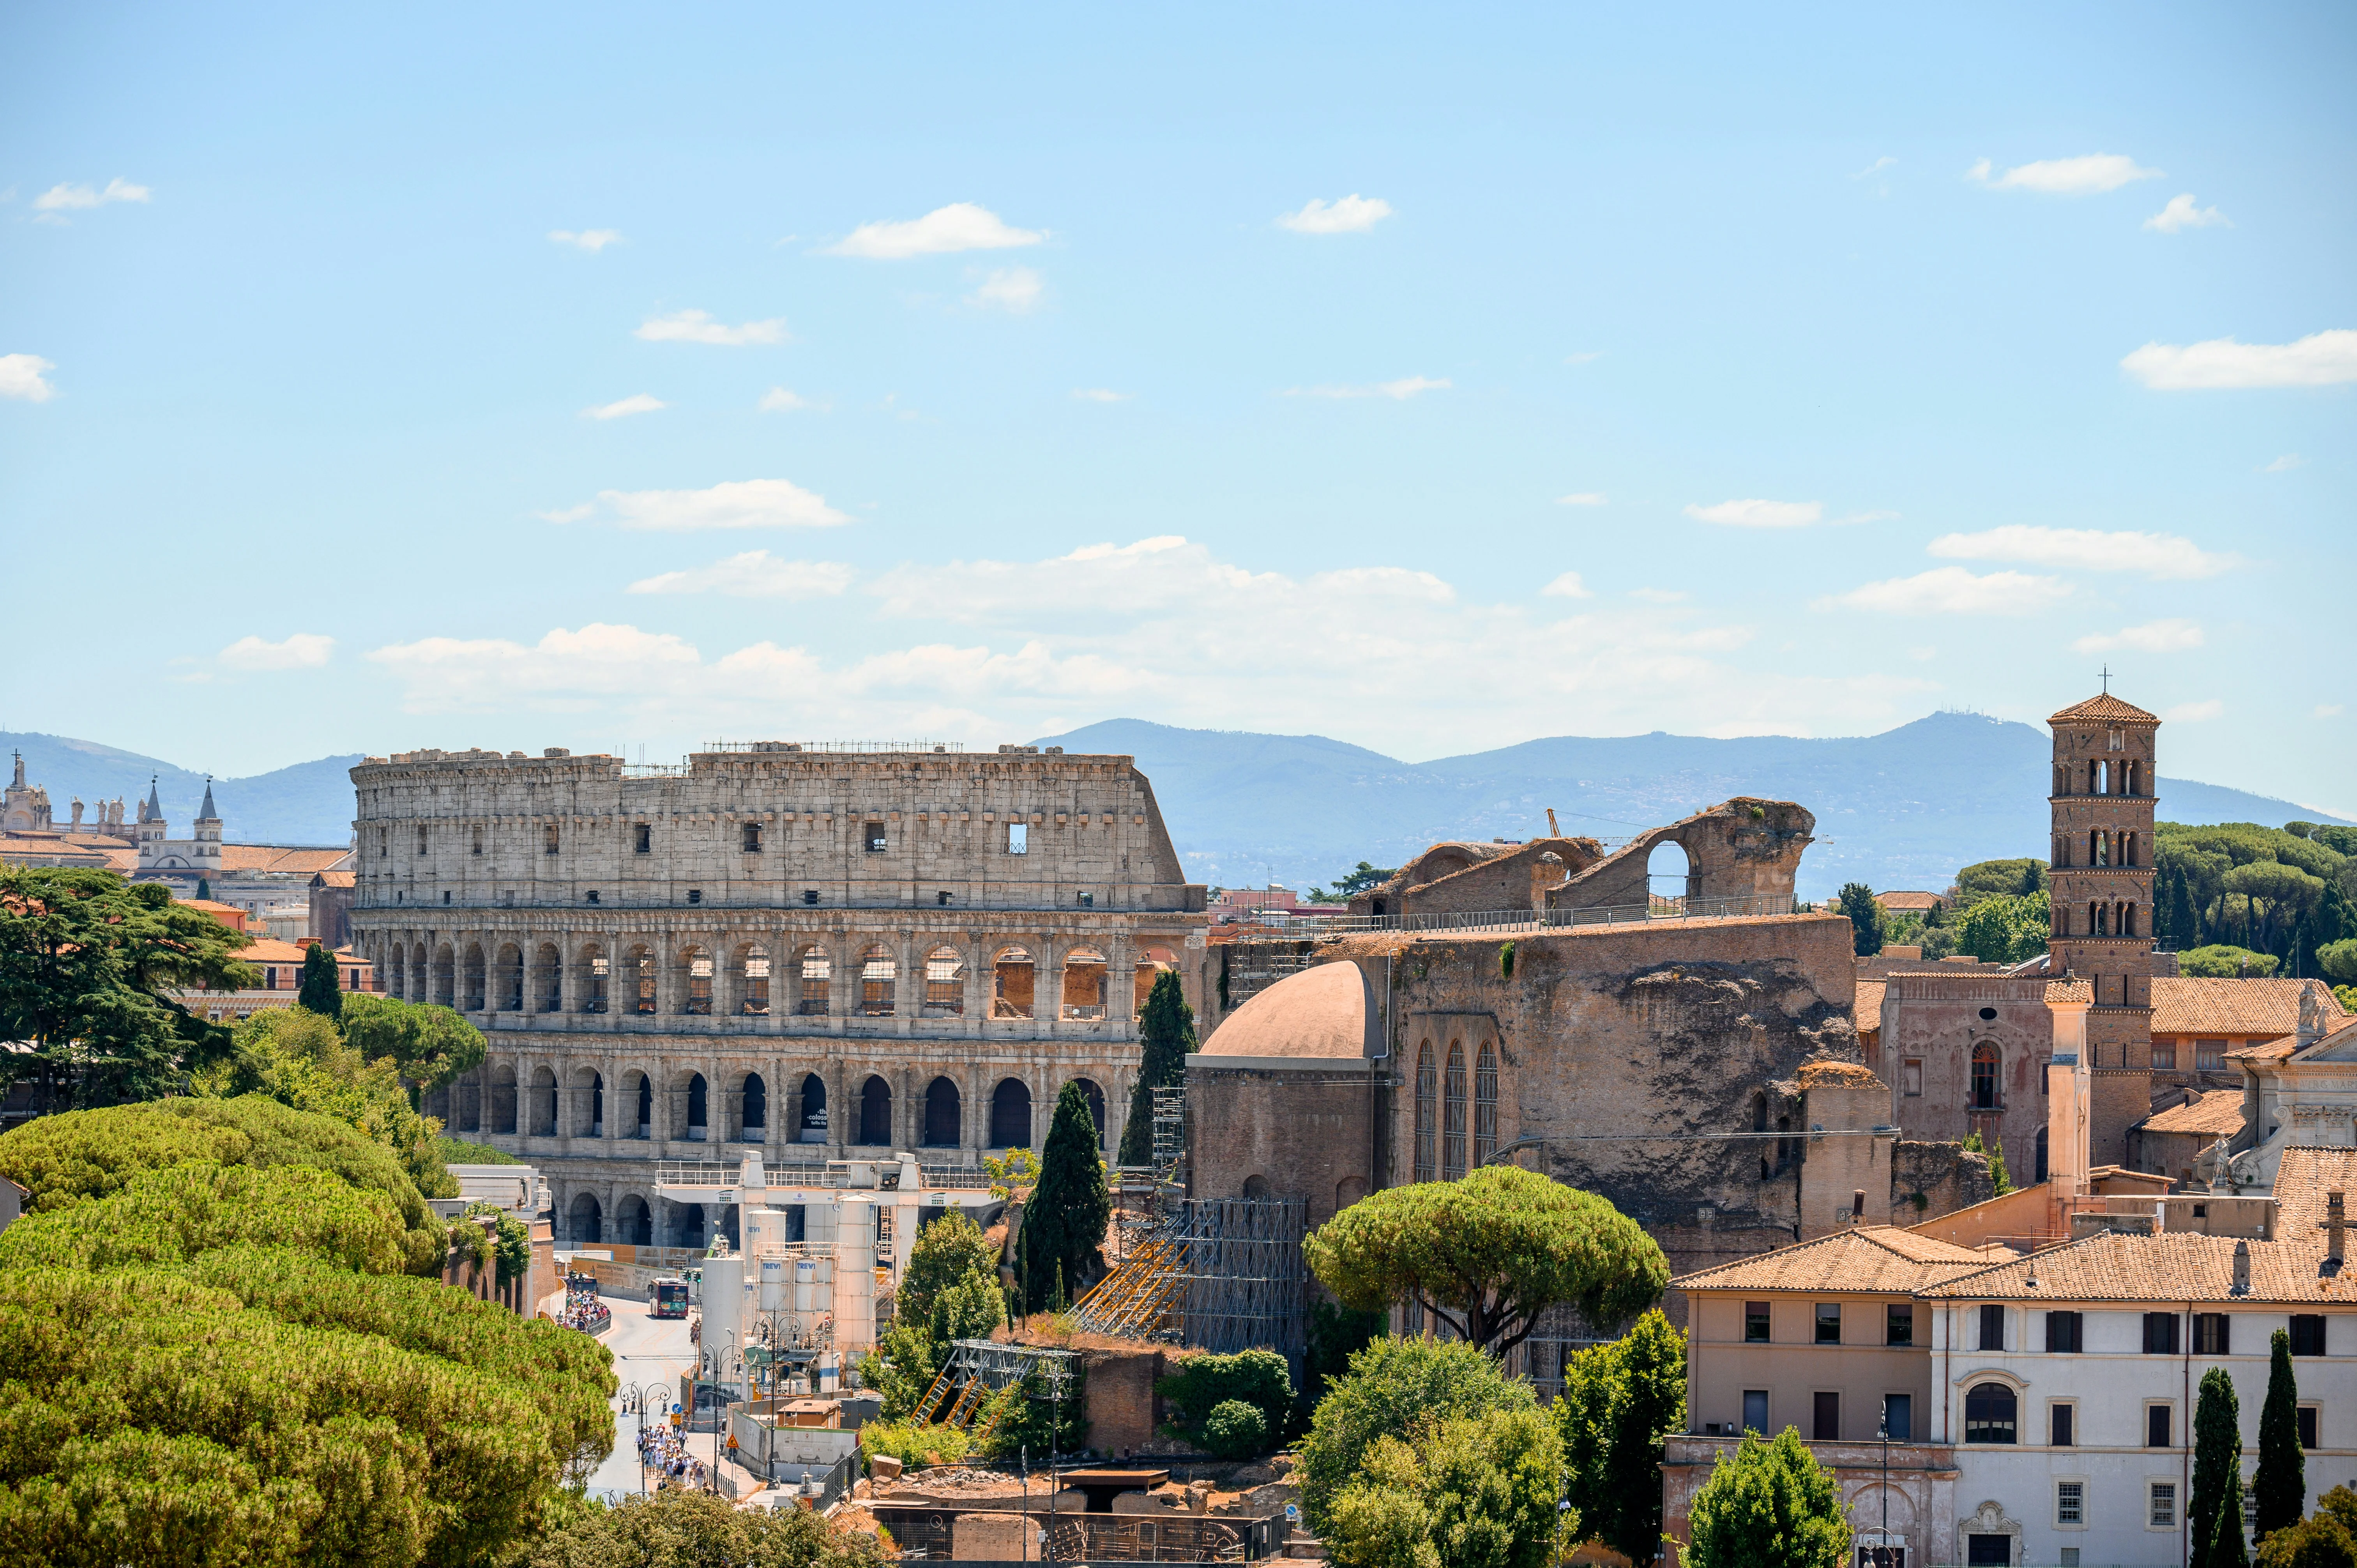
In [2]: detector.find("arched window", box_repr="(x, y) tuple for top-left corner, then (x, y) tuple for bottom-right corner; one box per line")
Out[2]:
(463, 944), (486, 1012)
(741, 1073), (767, 1139)
(536, 943), (563, 1012)
(618, 1194), (652, 1246)
(630, 946), (656, 1015)
(388, 946), (406, 996)
(673, 1203), (705, 1250)
(686, 1073), (709, 1140)
(529, 1065), (557, 1136)
(1414, 1044), (1436, 1183)
(1242, 1174), (1272, 1199)
(580, 946), (608, 1014)
(587, 1071), (604, 1137)
(1972, 1044), (2000, 1111)
(568, 1192), (603, 1246)
(740, 945), (770, 1015)
(1443, 1043), (1468, 1180)
(923, 946), (965, 1017)
(1474, 1044), (1498, 1167)
(1069, 1078), (1108, 1149)
(859, 1075), (892, 1146)
(797, 947), (830, 1015)
(1062, 947), (1109, 1020)
(497, 944), (523, 1012)
(1964, 1383), (2018, 1444)
(994, 946), (1035, 1018)
(798, 1074), (827, 1144)
(859, 946), (896, 1016)
(487, 1061), (517, 1135)
(991, 1077), (1034, 1150)
(632, 1073), (652, 1138)
(682, 946), (713, 1015)
(923, 1077), (962, 1147)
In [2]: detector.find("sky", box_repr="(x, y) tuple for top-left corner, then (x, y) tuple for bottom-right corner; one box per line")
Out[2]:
(3, 5), (2352, 812)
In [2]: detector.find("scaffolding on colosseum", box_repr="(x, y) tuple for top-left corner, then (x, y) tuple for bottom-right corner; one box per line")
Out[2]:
(1069, 1197), (1308, 1367)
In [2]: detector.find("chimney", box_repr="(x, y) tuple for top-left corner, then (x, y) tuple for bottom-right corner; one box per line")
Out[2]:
(2232, 1238), (2251, 1297)
(2327, 1190), (2346, 1277)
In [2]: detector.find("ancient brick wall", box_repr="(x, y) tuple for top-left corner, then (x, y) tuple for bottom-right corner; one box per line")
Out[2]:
(1878, 972), (2057, 1187)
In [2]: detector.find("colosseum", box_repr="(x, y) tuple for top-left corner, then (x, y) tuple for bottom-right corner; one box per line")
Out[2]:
(345, 741), (1209, 1251)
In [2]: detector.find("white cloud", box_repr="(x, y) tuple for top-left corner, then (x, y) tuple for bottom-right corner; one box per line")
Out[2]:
(2121, 330), (2357, 390)
(1072, 388), (1130, 403)
(544, 478), (849, 531)
(583, 393), (666, 420)
(218, 633), (334, 670)
(759, 387), (827, 413)
(2262, 454), (2304, 473)
(627, 551), (857, 599)
(1685, 498), (1823, 528)
(1966, 153), (2159, 194)
(1927, 524), (2237, 580)
(1541, 572), (1593, 599)
(536, 504), (594, 524)
(969, 267), (1042, 313)
(1819, 567), (2073, 616)
(1286, 375), (1450, 400)
(32, 177), (150, 214)
(1852, 156), (1897, 179)
(1555, 493), (1608, 507)
(2319, 704), (2347, 719)
(549, 228), (622, 251)
(826, 202), (1045, 259)
(1277, 195), (1394, 235)
(634, 310), (788, 346)
(2071, 618), (2205, 654)
(2164, 699), (2224, 722)
(0, 354), (57, 402)
(2144, 194), (2228, 233)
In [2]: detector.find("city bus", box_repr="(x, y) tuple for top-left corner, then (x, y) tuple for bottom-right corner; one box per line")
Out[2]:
(650, 1277), (691, 1319)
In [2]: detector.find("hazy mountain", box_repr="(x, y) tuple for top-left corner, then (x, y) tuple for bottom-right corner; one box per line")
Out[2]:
(7, 717), (2342, 901)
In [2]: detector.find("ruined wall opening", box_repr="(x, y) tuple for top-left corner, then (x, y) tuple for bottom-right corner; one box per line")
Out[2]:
(535, 943), (562, 1012)
(739, 945), (770, 1015)
(859, 1075), (892, 1146)
(528, 1065), (557, 1137)
(740, 1073), (767, 1141)
(797, 947), (830, 1015)
(923, 947), (965, 1017)
(923, 1077), (962, 1147)
(487, 1062), (517, 1135)
(618, 1194), (652, 1245)
(858, 946), (896, 1016)
(578, 945), (608, 1014)
(1645, 841), (1692, 909)
(569, 1192), (601, 1245)
(685, 1073), (708, 1141)
(629, 946), (656, 1015)
(990, 1077), (1034, 1150)
(797, 1074), (827, 1144)
(1062, 946), (1109, 1020)
(993, 946), (1035, 1018)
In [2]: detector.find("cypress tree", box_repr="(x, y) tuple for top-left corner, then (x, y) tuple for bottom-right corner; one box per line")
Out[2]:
(2210, 1474), (2251, 1568)
(2193, 1366), (2243, 1568)
(196, 876), (212, 902)
(297, 943), (343, 1019)
(1836, 883), (1883, 956)
(1020, 1081), (1111, 1311)
(1117, 969), (1195, 1164)
(2255, 1328), (2306, 1543)
(2173, 867), (2199, 951)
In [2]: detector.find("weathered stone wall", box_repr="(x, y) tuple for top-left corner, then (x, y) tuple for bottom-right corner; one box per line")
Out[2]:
(1387, 837), (1603, 918)
(1891, 1138), (1996, 1221)
(1876, 971), (2056, 1186)
(1550, 798), (1816, 912)
(1187, 1065), (1377, 1226)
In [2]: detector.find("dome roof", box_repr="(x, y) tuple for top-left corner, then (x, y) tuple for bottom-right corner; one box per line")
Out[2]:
(1201, 959), (1381, 1061)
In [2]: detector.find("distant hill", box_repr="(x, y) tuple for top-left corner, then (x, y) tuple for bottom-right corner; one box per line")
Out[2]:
(7, 717), (2342, 899)
(1030, 713), (2355, 902)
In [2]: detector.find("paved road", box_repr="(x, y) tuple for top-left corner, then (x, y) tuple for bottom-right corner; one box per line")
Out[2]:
(585, 1301), (698, 1503)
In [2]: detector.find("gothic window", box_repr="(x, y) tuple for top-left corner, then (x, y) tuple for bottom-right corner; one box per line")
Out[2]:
(1972, 1044), (1999, 1110)
(1414, 1044), (1436, 1183)
(1443, 1043), (1469, 1180)
(1474, 1043), (1498, 1166)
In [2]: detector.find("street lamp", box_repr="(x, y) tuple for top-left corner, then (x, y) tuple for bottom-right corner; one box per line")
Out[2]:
(1872, 1407), (1892, 1568)
(712, 1330), (740, 1492)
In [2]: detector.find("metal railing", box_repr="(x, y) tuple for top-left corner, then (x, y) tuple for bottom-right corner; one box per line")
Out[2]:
(698, 739), (963, 754)
(1232, 892), (1801, 938)
(652, 1159), (996, 1192)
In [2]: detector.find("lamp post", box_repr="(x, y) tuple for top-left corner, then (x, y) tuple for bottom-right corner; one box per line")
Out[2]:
(713, 1330), (739, 1492)
(1874, 1407), (1892, 1568)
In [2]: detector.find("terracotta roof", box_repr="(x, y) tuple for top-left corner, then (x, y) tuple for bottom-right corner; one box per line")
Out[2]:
(1673, 1226), (1995, 1295)
(2049, 693), (2161, 724)
(2273, 1148), (2357, 1233)
(2151, 977), (2345, 1038)
(311, 869), (357, 888)
(2237, 1017), (2357, 1065)
(1855, 980), (1885, 1036)
(1921, 1228), (2357, 1305)
(1875, 891), (1946, 911)
(216, 845), (352, 876)
(2135, 1089), (2245, 1138)
(179, 898), (254, 931)
(2045, 978), (2094, 1005)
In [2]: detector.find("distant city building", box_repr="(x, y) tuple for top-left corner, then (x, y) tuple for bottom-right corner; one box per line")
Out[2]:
(0, 751), (138, 869)
(1207, 883), (1334, 922)
(124, 774), (352, 937)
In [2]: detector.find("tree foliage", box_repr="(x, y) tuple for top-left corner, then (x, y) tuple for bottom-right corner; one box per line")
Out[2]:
(205, 1005), (459, 1201)
(2258, 1328), (2308, 1544)
(297, 942), (343, 1019)
(521, 1486), (883, 1568)
(1158, 1349), (1294, 1451)
(2259, 1487), (2357, 1568)
(2195, 1366), (2245, 1568)
(1118, 969), (1195, 1164)
(1018, 1081), (1110, 1311)
(2158, 822), (2357, 975)
(1558, 1309), (1687, 1563)
(1304, 1165), (1667, 1354)
(1323, 1406), (1565, 1568)
(1953, 890), (2050, 965)
(1684, 1428), (1852, 1568)
(1962, 1130), (2012, 1198)
(1296, 1336), (1537, 1534)
(339, 991), (487, 1095)
(1952, 858), (2047, 908)
(859, 1212), (1004, 1421)
(1835, 884), (1882, 957)
(2182, 945), (2283, 979)
(2320, 940), (2357, 987)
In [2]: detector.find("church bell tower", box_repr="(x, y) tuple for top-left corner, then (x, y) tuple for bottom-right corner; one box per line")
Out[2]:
(2047, 689), (2160, 1168)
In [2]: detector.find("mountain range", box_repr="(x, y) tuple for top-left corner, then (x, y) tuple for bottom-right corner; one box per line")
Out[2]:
(6, 715), (2343, 902)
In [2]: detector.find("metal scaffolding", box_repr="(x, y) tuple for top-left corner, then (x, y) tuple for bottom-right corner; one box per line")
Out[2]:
(908, 1338), (1078, 1436)
(1070, 1197), (1308, 1365)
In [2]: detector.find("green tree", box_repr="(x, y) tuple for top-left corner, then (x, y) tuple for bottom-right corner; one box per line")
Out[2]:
(1953, 890), (2050, 965)
(1118, 969), (1195, 1164)
(339, 991), (487, 1097)
(203, 1005), (459, 1202)
(1961, 1131), (2012, 1197)
(2195, 1366), (2244, 1568)
(2171, 866), (2202, 951)
(2259, 1487), (2357, 1568)
(896, 1210), (1002, 1328)
(0, 866), (254, 1113)
(1017, 1081), (1111, 1311)
(2319, 940), (2357, 988)
(1158, 1349), (1295, 1449)
(522, 1485), (882, 1568)
(1558, 1309), (1687, 1564)
(1683, 1427), (1852, 1568)
(2183, 945), (2282, 979)
(1952, 858), (2047, 909)
(2228, 861), (2328, 955)
(1304, 1165), (1668, 1355)
(1296, 1336), (1538, 1534)
(2215, 1474), (2255, 1568)
(2258, 1328), (2307, 1543)
(1332, 862), (1398, 899)
(1836, 883), (1883, 956)
(297, 941), (343, 1018)
(1324, 1406), (1566, 1568)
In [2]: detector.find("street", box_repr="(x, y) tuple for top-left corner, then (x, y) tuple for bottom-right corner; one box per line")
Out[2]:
(584, 1297), (698, 1503)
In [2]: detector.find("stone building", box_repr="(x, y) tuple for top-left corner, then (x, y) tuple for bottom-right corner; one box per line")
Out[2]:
(1864, 967), (2092, 1188)
(0, 752), (137, 870)
(343, 742), (1208, 1250)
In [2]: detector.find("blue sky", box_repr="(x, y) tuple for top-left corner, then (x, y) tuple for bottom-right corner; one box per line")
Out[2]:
(4, 4), (2352, 812)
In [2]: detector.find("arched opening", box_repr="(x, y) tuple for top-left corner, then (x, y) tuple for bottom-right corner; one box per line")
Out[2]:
(1242, 1174), (1272, 1199)
(1645, 840), (1692, 910)
(388, 946), (406, 997)
(628, 1072), (652, 1138)
(535, 943), (563, 1012)
(463, 944), (487, 1012)
(433, 945), (456, 1007)
(858, 946), (896, 1016)
(1336, 1175), (1368, 1211)
(922, 946), (965, 1017)
(529, 1065), (557, 1136)
(1776, 1114), (1794, 1173)
(1134, 946), (1177, 1019)
(1971, 1044), (1999, 1111)
(1413, 1043), (1436, 1183)
(859, 1075), (892, 1146)
(409, 942), (428, 1002)
(572, 1068), (604, 1137)
(487, 1061), (518, 1135)
(991, 1077), (1034, 1149)
(1061, 947), (1109, 1020)
(740, 1073), (767, 1141)
(454, 1068), (481, 1133)
(993, 946), (1035, 1018)
(2036, 1127), (2050, 1184)
(672, 1202), (706, 1250)
(1442, 1043), (1468, 1180)
(580, 945), (609, 1014)
(1474, 1044), (1498, 1166)
(686, 1073), (709, 1141)
(681, 946), (713, 1015)
(797, 947), (830, 1015)
(1964, 1383), (2018, 1444)
(496, 944), (523, 1012)
(924, 1077), (963, 1147)
(739, 945), (770, 1016)
(629, 946), (656, 1015)
(1069, 1077), (1108, 1148)
(568, 1191), (602, 1245)
(617, 1193), (652, 1246)
(798, 1074), (827, 1144)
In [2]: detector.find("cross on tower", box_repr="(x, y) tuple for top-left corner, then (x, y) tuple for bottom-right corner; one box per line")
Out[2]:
(2099, 665), (2111, 694)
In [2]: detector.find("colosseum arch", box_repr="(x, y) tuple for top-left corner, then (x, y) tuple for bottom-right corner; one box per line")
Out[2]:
(616, 1192), (653, 1246)
(670, 1200), (705, 1250)
(533, 943), (563, 1012)
(796, 1073), (827, 1145)
(923, 1077), (962, 1147)
(627, 945), (657, 1015)
(567, 1191), (602, 1245)
(410, 942), (429, 1002)
(734, 1072), (768, 1144)
(528, 1063), (558, 1137)
(795, 945), (831, 1017)
(1067, 1077), (1108, 1149)
(680, 945), (714, 1016)
(495, 943), (524, 1013)
(387, 946), (406, 999)
(735, 943), (770, 1017)
(922, 946), (965, 1018)
(433, 945), (456, 1007)
(570, 1065), (604, 1138)
(858, 1075), (892, 1147)
(993, 946), (1035, 1018)
(679, 1072), (710, 1142)
(462, 943), (487, 1012)
(576, 943), (610, 1014)
(857, 946), (896, 1016)
(1060, 947), (1109, 1020)
(989, 1077), (1034, 1150)
(1134, 945), (1177, 1019)
(451, 1068), (481, 1134)
(486, 1061), (518, 1135)
(617, 1068), (652, 1139)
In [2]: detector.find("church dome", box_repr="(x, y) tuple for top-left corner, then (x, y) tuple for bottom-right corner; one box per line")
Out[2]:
(1201, 959), (1382, 1061)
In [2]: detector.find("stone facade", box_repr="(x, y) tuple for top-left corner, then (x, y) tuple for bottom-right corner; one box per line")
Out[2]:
(345, 743), (1208, 1248)
(1871, 969), (2078, 1188)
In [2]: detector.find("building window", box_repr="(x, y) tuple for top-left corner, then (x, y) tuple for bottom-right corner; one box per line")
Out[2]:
(2051, 1402), (2076, 1446)
(1474, 1044), (1498, 1166)
(798, 950), (830, 1015)
(2197, 1040), (2227, 1073)
(1413, 1044), (1436, 1183)
(1881, 1393), (1911, 1441)
(1971, 1045), (2000, 1110)
(2144, 1312), (2180, 1354)
(2292, 1315), (2327, 1356)
(802, 889), (819, 904)
(2194, 1313), (2231, 1355)
(2147, 1403), (2173, 1448)
(1006, 822), (1027, 855)
(2046, 1311), (2083, 1353)
(633, 948), (656, 1014)
(686, 889), (702, 905)
(1442, 1044), (1468, 1180)
(585, 890), (599, 904)
(742, 823), (762, 852)
(2300, 1405), (2320, 1450)
(470, 827), (482, 856)
(741, 947), (770, 1016)
(1978, 1304), (2005, 1351)
(1815, 1303), (1842, 1345)
(416, 825), (427, 855)
(1812, 1391), (1840, 1441)
(864, 822), (887, 853)
(2150, 1482), (2176, 1529)
(683, 949), (712, 1015)
(1887, 1303), (1913, 1346)
(1902, 1058), (1923, 1097)
(1741, 1390), (1768, 1434)
(544, 824), (559, 855)
(2057, 1480), (2084, 1526)
(1744, 1302), (1770, 1343)
(2153, 1041), (2178, 1070)
(1964, 1383), (2017, 1444)
(633, 823), (650, 854)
